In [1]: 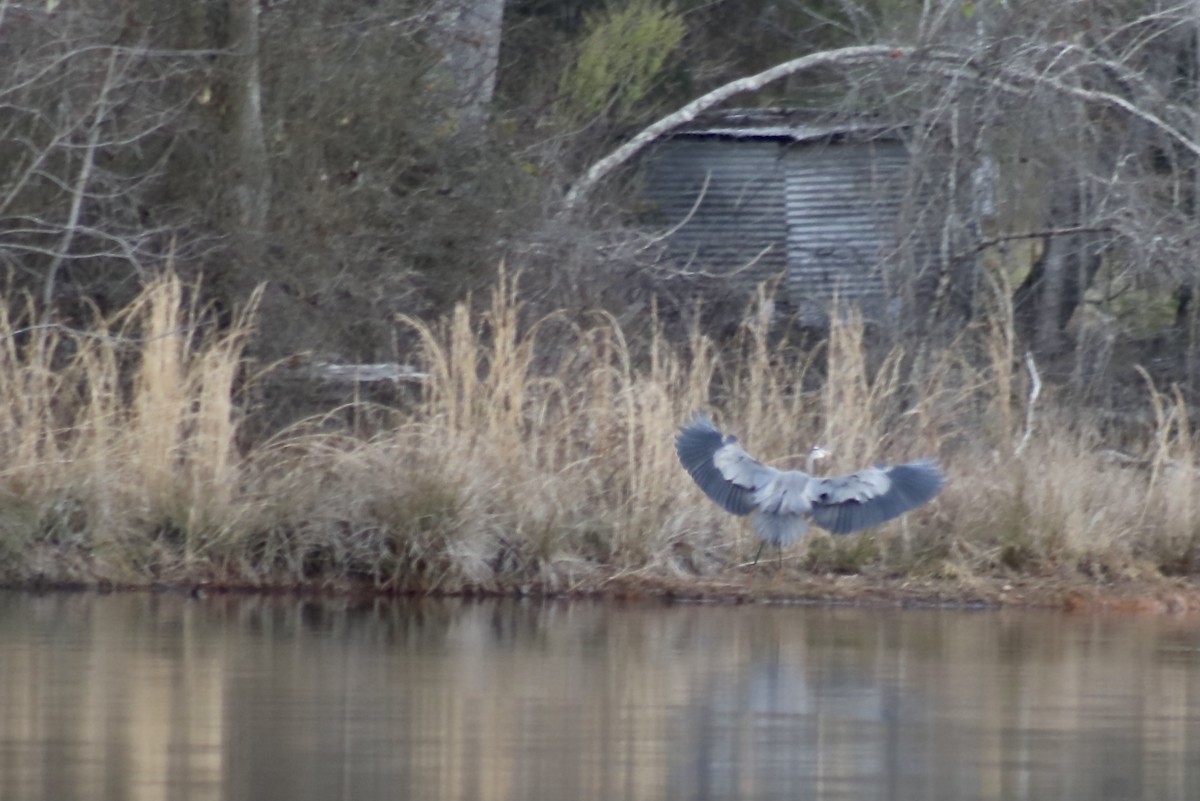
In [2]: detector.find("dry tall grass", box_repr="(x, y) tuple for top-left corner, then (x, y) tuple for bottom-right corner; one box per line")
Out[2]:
(0, 274), (258, 579)
(0, 269), (1197, 593)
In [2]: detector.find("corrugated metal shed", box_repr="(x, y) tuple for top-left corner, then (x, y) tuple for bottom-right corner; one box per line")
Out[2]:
(640, 110), (931, 323)
(641, 138), (789, 285)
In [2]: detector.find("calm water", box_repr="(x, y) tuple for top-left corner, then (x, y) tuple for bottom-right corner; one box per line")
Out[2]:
(2, 592), (1200, 801)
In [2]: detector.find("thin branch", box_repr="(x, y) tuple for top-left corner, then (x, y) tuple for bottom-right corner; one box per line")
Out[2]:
(43, 50), (119, 307)
(652, 243), (776, 281)
(640, 171), (711, 247)
(921, 46), (1200, 161)
(959, 225), (1116, 262)
(2, 319), (219, 346)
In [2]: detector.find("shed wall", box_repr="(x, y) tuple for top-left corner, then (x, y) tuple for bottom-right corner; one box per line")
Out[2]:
(643, 135), (931, 323)
(783, 139), (911, 319)
(640, 139), (788, 287)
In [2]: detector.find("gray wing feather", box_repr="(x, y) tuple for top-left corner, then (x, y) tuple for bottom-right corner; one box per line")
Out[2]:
(753, 471), (813, 516)
(808, 459), (944, 535)
(675, 413), (774, 516)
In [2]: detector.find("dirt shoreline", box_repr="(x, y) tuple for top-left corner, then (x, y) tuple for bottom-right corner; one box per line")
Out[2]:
(569, 572), (1200, 614)
(7, 572), (1200, 614)
(582, 573), (1186, 613)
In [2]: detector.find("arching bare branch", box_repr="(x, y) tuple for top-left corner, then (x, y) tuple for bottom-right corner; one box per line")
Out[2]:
(565, 38), (1200, 212)
(562, 44), (916, 210)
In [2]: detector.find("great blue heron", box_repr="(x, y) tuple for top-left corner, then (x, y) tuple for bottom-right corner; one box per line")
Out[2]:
(675, 412), (944, 565)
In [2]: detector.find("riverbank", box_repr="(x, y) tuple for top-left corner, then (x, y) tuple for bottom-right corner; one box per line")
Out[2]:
(597, 571), (1200, 614)
(10, 563), (1200, 616)
(2, 273), (1198, 608)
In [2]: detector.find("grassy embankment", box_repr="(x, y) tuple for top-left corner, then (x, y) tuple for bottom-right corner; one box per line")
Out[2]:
(0, 271), (1197, 605)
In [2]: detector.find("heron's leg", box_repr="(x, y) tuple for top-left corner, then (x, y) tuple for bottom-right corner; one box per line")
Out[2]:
(776, 544), (783, 570)
(751, 541), (766, 566)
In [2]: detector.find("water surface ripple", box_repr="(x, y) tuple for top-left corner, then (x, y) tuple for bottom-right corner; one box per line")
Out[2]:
(1, 592), (1198, 801)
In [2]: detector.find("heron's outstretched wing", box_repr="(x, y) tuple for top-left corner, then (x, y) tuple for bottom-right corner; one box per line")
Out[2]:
(675, 413), (775, 515)
(807, 459), (943, 535)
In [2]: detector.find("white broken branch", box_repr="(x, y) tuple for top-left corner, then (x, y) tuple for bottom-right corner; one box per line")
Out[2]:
(562, 44), (914, 210)
(1014, 352), (1042, 458)
(564, 41), (1200, 211)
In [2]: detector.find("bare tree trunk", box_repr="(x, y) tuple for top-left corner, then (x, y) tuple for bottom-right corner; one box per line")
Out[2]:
(428, 0), (505, 134)
(1033, 225), (1068, 353)
(1189, 0), (1200, 394)
(226, 0), (270, 243)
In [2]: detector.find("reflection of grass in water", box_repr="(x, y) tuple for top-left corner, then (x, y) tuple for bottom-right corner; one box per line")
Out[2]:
(0, 267), (1196, 593)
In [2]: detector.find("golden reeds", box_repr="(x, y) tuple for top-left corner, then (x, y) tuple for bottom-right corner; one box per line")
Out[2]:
(0, 273), (256, 578)
(0, 268), (1197, 592)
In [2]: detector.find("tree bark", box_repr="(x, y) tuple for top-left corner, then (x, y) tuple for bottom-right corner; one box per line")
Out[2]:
(1189, 0), (1200, 394)
(1033, 227), (1068, 353)
(226, 0), (270, 242)
(428, 0), (506, 134)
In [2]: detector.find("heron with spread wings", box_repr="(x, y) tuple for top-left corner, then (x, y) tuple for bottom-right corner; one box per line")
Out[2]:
(675, 412), (944, 565)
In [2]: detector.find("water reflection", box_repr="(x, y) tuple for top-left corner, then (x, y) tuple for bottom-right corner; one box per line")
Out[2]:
(2, 592), (1200, 801)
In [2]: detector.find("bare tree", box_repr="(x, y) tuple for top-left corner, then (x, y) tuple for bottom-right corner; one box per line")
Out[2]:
(0, 3), (200, 313)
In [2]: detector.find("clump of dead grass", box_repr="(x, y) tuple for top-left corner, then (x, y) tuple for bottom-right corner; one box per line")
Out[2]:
(0, 273), (258, 582)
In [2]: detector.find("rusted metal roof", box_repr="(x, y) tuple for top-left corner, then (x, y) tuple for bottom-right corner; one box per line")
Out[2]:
(673, 107), (901, 143)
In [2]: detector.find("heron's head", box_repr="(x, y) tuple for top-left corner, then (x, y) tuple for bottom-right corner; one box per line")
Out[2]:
(806, 445), (830, 473)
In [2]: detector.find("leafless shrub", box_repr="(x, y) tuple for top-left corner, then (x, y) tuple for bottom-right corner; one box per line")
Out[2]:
(0, 3), (208, 313)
